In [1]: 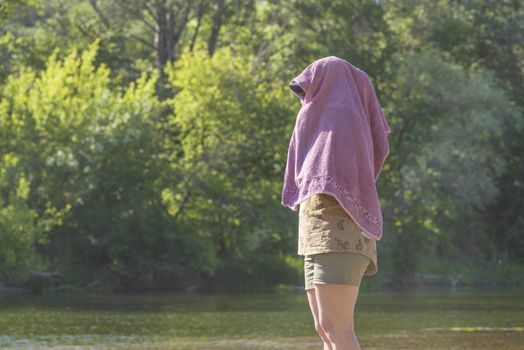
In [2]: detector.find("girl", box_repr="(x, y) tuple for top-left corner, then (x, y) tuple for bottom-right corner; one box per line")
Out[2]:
(282, 56), (392, 349)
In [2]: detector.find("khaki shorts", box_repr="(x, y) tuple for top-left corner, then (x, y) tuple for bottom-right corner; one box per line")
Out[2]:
(304, 252), (371, 291)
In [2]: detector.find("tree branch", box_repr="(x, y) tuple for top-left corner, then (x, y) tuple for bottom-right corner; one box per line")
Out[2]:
(190, 0), (209, 52)
(115, 0), (157, 32)
(128, 33), (156, 49)
(89, 0), (110, 28)
(172, 1), (193, 48)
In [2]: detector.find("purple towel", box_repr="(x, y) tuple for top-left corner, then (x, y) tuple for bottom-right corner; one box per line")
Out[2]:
(281, 56), (392, 240)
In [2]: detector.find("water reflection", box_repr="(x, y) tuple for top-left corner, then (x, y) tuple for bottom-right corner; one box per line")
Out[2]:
(0, 287), (523, 349)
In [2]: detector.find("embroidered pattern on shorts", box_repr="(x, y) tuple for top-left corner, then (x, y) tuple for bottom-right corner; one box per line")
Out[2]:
(334, 237), (350, 250)
(298, 193), (378, 275)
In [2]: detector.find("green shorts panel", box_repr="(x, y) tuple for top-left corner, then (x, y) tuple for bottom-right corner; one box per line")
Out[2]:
(304, 252), (370, 291)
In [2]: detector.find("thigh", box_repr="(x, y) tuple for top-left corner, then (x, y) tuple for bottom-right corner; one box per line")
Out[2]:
(304, 256), (323, 333)
(311, 253), (368, 330)
(305, 288), (320, 327)
(315, 283), (360, 332)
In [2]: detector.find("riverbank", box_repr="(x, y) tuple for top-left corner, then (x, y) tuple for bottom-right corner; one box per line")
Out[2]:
(2, 258), (523, 296)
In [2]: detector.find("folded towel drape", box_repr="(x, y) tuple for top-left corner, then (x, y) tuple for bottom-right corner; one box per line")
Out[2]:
(281, 56), (392, 240)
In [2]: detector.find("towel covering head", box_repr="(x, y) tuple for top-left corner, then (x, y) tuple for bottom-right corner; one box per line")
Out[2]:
(281, 56), (392, 240)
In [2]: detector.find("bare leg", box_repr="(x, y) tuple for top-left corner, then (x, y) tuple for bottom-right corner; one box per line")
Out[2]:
(306, 288), (333, 350)
(315, 283), (361, 350)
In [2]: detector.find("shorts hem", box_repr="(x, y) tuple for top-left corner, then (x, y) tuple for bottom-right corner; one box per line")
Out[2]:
(304, 281), (361, 291)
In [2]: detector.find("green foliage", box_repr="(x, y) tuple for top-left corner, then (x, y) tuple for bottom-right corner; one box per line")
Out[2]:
(392, 48), (521, 211)
(0, 154), (40, 277)
(164, 47), (298, 290)
(287, 0), (392, 79)
(378, 47), (523, 278)
(0, 0), (42, 22)
(0, 39), (171, 282)
(0, 0), (523, 291)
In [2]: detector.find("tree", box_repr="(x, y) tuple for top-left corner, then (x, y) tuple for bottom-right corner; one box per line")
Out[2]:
(380, 47), (522, 280)
(164, 46), (299, 290)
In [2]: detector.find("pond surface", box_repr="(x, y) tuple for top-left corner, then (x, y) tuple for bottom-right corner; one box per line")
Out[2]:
(0, 286), (523, 349)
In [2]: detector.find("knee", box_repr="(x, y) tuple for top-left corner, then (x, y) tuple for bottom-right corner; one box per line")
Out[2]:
(315, 321), (326, 336)
(315, 321), (335, 345)
(319, 319), (355, 341)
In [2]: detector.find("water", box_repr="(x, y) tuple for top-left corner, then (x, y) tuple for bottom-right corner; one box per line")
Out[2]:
(0, 287), (523, 349)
